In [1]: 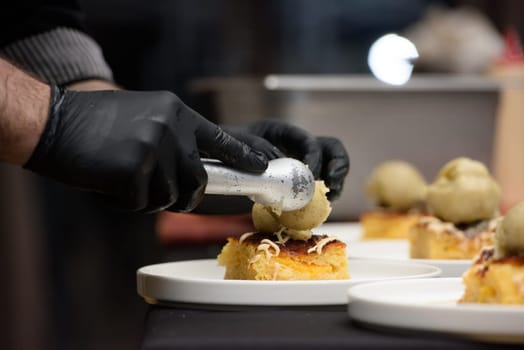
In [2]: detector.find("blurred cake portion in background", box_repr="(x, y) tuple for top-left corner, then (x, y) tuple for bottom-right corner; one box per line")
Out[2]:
(361, 161), (427, 239)
(410, 158), (501, 260)
(461, 201), (524, 305)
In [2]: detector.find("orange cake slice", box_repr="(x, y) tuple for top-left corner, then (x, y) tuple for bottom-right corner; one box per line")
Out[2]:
(409, 216), (499, 260)
(412, 157), (502, 260)
(461, 201), (524, 304)
(461, 247), (524, 304)
(363, 161), (427, 239)
(217, 232), (349, 280)
(361, 211), (421, 239)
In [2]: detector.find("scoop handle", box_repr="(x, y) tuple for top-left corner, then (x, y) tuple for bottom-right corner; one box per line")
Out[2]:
(203, 160), (261, 196)
(202, 158), (315, 211)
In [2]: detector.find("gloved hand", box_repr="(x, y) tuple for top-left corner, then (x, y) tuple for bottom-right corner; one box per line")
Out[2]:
(224, 120), (349, 200)
(24, 86), (268, 213)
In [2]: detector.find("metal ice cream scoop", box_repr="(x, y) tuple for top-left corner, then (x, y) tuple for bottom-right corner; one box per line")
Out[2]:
(203, 157), (315, 211)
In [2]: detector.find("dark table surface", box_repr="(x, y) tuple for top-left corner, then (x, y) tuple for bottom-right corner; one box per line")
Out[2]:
(141, 303), (524, 350)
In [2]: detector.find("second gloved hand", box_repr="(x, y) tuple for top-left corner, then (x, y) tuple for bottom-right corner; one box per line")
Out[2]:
(24, 86), (268, 213)
(223, 120), (350, 200)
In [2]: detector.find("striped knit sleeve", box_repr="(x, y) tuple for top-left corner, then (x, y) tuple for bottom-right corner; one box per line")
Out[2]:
(0, 27), (113, 86)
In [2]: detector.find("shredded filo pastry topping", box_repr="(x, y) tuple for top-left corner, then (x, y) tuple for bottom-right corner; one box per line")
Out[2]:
(307, 236), (339, 255)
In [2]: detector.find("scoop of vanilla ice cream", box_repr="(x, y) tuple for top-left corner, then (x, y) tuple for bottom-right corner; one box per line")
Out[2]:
(278, 181), (332, 231)
(494, 201), (524, 258)
(251, 181), (331, 240)
(252, 203), (282, 233)
(365, 161), (427, 211)
(427, 157), (501, 223)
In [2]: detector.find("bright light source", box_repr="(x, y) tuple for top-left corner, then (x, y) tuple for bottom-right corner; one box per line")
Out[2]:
(264, 75), (279, 90)
(368, 33), (418, 86)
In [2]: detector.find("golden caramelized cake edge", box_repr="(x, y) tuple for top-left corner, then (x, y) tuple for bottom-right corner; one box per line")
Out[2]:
(361, 211), (421, 239)
(217, 232), (349, 281)
(460, 247), (524, 304)
(409, 216), (499, 260)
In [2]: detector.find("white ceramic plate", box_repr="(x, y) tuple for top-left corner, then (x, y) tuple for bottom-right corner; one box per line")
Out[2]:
(313, 222), (362, 243)
(347, 240), (471, 277)
(137, 258), (440, 306)
(348, 278), (524, 343)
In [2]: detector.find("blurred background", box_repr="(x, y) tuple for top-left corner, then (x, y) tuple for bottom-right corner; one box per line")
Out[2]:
(1, 0), (524, 349)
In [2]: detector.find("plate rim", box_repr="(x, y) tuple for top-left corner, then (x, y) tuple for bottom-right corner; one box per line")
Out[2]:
(347, 277), (524, 341)
(137, 258), (441, 306)
(347, 239), (472, 265)
(137, 258), (441, 285)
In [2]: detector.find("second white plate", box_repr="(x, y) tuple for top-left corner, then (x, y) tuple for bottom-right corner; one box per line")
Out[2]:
(312, 222), (362, 243)
(348, 278), (524, 343)
(346, 240), (471, 277)
(137, 258), (440, 306)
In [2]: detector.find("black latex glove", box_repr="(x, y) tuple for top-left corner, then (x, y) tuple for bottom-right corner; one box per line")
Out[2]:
(24, 86), (268, 213)
(224, 120), (349, 200)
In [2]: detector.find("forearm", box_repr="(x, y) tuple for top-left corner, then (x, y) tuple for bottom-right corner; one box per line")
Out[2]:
(0, 59), (50, 165)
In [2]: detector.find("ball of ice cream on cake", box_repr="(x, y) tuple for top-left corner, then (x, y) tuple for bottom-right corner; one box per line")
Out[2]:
(252, 181), (331, 239)
(366, 161), (427, 211)
(427, 157), (501, 223)
(252, 203), (282, 233)
(494, 201), (524, 258)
